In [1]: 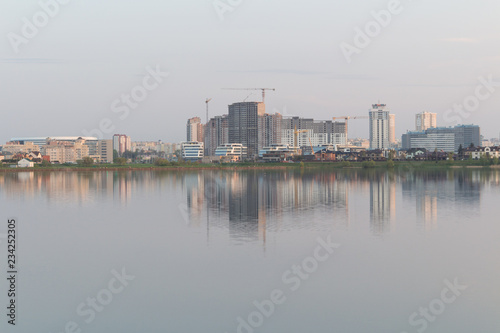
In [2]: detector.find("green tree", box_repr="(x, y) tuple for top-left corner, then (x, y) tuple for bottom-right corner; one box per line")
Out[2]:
(341, 161), (351, 168)
(362, 160), (376, 168)
(113, 149), (119, 160)
(114, 157), (127, 166)
(479, 155), (489, 166)
(154, 158), (170, 167)
(79, 157), (94, 167)
(388, 150), (396, 161)
(174, 150), (182, 162)
(447, 152), (454, 165)
(40, 160), (51, 167)
(387, 160), (395, 169)
(458, 144), (464, 160)
(123, 150), (138, 160)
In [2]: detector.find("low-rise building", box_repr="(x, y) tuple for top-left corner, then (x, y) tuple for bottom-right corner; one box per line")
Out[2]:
(17, 159), (34, 168)
(469, 146), (500, 160)
(312, 148), (336, 161)
(215, 144), (247, 162)
(259, 144), (296, 158)
(181, 141), (204, 162)
(261, 151), (295, 162)
(401, 148), (427, 160)
(362, 150), (386, 161)
(2, 141), (40, 154)
(42, 141), (77, 164)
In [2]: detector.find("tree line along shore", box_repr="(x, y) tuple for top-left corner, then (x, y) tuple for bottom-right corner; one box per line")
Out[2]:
(1, 159), (500, 172)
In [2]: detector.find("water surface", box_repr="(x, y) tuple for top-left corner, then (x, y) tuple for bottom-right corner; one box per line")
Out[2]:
(0, 169), (499, 333)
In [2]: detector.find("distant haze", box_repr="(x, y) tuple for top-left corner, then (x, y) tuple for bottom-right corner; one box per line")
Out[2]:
(1, 0), (500, 144)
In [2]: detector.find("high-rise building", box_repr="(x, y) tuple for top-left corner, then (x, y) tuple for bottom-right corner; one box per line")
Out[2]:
(228, 102), (266, 158)
(113, 134), (131, 156)
(369, 104), (390, 150)
(453, 125), (481, 150)
(402, 124), (480, 152)
(260, 113), (282, 148)
(205, 115), (228, 156)
(415, 112), (437, 131)
(389, 114), (396, 145)
(281, 117), (347, 147)
(186, 117), (204, 142)
(98, 140), (114, 163)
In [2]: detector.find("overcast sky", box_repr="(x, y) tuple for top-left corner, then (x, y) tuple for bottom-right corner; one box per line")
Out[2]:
(1, 0), (500, 144)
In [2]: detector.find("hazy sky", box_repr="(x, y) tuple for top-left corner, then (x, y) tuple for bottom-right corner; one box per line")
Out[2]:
(1, 0), (500, 144)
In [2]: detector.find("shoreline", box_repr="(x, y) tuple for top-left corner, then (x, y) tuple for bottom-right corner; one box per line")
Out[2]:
(0, 165), (293, 173)
(0, 162), (499, 173)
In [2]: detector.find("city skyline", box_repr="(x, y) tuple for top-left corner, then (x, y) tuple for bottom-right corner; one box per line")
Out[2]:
(1, 1), (500, 145)
(2, 104), (491, 150)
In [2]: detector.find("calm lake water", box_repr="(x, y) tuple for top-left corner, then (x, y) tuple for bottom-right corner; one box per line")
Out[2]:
(0, 169), (499, 333)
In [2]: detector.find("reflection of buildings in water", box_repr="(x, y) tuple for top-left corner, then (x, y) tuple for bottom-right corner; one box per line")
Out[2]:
(404, 179), (439, 231)
(228, 172), (260, 241)
(454, 173), (481, 205)
(1, 170), (187, 208)
(0, 172), (122, 205)
(370, 174), (396, 234)
(183, 171), (351, 244)
(113, 172), (132, 206)
(184, 173), (205, 227)
(417, 194), (437, 230)
(402, 170), (483, 230)
(326, 173), (350, 227)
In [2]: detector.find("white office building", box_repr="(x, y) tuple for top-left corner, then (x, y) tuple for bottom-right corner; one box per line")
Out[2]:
(181, 141), (204, 161)
(215, 143), (247, 161)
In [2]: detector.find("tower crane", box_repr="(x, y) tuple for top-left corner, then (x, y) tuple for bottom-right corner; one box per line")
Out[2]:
(222, 88), (276, 104)
(308, 137), (315, 156)
(205, 98), (212, 124)
(294, 126), (308, 154)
